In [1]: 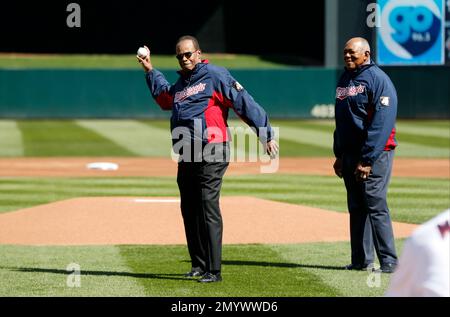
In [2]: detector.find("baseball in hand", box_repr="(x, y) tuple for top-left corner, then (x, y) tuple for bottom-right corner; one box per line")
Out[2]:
(137, 46), (149, 58)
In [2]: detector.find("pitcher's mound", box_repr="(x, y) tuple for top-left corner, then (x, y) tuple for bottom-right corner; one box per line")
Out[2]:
(0, 197), (418, 245)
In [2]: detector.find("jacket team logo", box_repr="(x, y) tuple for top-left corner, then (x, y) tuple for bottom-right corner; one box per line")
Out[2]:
(380, 96), (390, 106)
(174, 83), (207, 103)
(437, 220), (450, 238)
(233, 81), (244, 92)
(335, 84), (366, 100)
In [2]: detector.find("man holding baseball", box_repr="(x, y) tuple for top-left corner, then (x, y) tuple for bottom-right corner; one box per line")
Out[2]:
(137, 35), (278, 283)
(333, 37), (398, 273)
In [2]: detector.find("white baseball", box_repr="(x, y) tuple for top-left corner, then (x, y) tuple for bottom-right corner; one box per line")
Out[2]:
(137, 47), (149, 58)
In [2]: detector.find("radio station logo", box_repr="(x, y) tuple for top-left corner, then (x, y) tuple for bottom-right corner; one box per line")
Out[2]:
(378, 0), (444, 65)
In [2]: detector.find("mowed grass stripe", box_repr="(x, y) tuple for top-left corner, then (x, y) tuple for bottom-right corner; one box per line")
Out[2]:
(224, 174), (449, 224)
(17, 120), (134, 157)
(228, 119), (333, 156)
(272, 120), (335, 134)
(278, 138), (332, 156)
(274, 121), (448, 157)
(396, 132), (449, 149)
(388, 176), (450, 223)
(143, 119), (259, 159)
(1, 175), (447, 224)
(394, 142), (449, 158)
(396, 121), (450, 138)
(276, 120), (450, 143)
(145, 119), (253, 159)
(0, 245), (147, 296)
(11, 119), (446, 158)
(76, 120), (172, 157)
(277, 125), (332, 150)
(0, 242), (402, 296)
(119, 244), (337, 296)
(236, 123), (448, 157)
(231, 119), (332, 149)
(274, 120), (450, 157)
(0, 121), (24, 157)
(0, 177), (178, 213)
(272, 240), (407, 297)
(140, 120), (170, 130)
(400, 120), (450, 128)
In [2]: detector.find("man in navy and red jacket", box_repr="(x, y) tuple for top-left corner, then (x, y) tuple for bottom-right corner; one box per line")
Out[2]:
(137, 35), (278, 283)
(333, 37), (398, 273)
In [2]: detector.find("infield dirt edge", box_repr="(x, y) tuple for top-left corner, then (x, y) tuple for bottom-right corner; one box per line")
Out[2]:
(0, 196), (418, 246)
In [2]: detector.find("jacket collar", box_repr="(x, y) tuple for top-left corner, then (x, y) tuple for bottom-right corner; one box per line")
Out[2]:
(177, 60), (209, 78)
(345, 60), (375, 77)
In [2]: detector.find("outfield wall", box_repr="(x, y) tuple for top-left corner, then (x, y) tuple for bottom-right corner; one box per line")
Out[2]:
(0, 68), (448, 119)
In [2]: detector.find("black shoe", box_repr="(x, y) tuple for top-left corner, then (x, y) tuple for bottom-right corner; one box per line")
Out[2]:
(379, 263), (397, 273)
(344, 263), (374, 271)
(184, 270), (204, 278)
(198, 272), (222, 283)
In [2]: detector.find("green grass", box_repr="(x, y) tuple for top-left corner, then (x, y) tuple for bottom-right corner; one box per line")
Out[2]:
(120, 244), (337, 297)
(0, 118), (448, 297)
(0, 121), (23, 156)
(271, 120), (335, 134)
(74, 120), (172, 156)
(0, 241), (406, 296)
(396, 120), (450, 131)
(0, 175), (447, 224)
(0, 54), (289, 70)
(271, 240), (407, 297)
(0, 245), (147, 296)
(0, 177), (177, 213)
(395, 132), (449, 148)
(2, 119), (448, 158)
(17, 120), (135, 157)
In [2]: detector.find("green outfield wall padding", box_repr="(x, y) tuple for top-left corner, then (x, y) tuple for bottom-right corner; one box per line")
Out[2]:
(382, 67), (450, 119)
(0, 67), (448, 119)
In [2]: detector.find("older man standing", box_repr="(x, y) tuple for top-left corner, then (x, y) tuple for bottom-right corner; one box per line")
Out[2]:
(137, 35), (278, 283)
(333, 37), (398, 273)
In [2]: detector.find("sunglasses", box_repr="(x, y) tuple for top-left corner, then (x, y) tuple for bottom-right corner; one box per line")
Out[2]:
(176, 51), (196, 60)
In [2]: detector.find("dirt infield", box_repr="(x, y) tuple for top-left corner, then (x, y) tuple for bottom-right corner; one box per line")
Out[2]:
(0, 196), (418, 246)
(0, 157), (448, 178)
(0, 157), (437, 246)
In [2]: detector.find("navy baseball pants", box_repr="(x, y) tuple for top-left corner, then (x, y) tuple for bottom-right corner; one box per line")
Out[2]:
(342, 150), (398, 267)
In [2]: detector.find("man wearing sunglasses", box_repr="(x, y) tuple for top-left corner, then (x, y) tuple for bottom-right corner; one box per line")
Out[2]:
(137, 35), (278, 283)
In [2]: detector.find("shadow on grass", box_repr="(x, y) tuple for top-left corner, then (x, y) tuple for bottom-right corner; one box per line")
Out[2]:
(4, 260), (344, 282)
(222, 260), (345, 271)
(2, 267), (194, 281)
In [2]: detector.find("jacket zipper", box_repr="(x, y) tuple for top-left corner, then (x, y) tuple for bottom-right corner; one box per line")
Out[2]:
(177, 72), (194, 121)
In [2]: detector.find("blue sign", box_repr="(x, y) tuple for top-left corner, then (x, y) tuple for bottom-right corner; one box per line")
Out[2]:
(377, 0), (445, 65)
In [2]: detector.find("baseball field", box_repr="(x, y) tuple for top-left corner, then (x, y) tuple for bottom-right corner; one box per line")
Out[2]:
(0, 118), (448, 297)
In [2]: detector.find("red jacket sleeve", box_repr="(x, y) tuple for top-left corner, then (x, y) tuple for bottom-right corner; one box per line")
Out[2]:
(216, 67), (275, 142)
(145, 69), (173, 110)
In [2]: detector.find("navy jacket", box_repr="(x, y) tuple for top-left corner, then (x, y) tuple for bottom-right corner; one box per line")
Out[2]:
(333, 61), (397, 165)
(145, 61), (274, 146)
